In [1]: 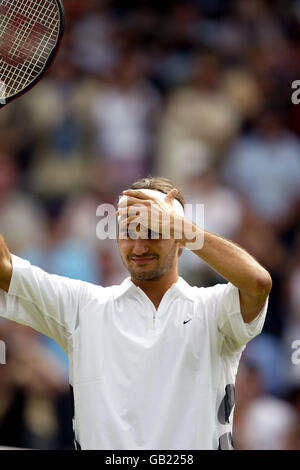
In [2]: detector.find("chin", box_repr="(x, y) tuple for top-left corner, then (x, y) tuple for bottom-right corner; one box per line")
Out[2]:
(130, 269), (163, 281)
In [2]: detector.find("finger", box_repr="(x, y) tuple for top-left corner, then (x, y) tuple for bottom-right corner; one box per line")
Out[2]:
(117, 205), (149, 217)
(122, 189), (157, 201)
(118, 206), (149, 222)
(118, 197), (152, 208)
(165, 188), (178, 205)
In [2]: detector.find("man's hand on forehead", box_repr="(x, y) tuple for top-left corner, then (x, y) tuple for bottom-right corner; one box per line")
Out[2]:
(117, 190), (152, 229)
(116, 188), (184, 240)
(121, 189), (157, 204)
(117, 188), (179, 216)
(118, 188), (178, 206)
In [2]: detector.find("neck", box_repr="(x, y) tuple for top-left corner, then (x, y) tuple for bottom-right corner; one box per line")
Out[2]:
(131, 270), (178, 309)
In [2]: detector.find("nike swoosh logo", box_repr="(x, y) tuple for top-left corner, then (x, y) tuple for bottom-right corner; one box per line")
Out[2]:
(183, 319), (192, 324)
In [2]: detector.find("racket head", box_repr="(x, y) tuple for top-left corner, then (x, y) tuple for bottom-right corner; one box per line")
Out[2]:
(0, 0), (65, 108)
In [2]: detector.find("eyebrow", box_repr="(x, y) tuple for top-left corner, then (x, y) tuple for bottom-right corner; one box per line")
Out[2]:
(119, 229), (162, 240)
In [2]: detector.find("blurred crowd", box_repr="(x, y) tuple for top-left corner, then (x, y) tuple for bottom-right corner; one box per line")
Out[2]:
(0, 0), (299, 449)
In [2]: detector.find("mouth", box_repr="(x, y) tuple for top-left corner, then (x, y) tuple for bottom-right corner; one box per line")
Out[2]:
(130, 256), (157, 265)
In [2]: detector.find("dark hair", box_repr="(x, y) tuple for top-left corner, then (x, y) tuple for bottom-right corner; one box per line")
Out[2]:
(129, 176), (185, 209)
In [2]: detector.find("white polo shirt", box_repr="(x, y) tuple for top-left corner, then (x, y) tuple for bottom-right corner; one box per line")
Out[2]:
(0, 255), (268, 450)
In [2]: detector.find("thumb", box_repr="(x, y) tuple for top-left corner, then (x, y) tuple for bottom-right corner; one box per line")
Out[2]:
(165, 188), (178, 205)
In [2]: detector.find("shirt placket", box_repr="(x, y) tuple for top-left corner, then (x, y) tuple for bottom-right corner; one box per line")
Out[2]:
(136, 286), (158, 329)
(135, 286), (176, 330)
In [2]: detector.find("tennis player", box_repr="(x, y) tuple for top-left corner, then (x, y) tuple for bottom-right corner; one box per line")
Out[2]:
(0, 177), (272, 450)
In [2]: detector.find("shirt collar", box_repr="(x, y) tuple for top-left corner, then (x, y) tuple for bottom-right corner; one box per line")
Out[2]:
(113, 276), (195, 301)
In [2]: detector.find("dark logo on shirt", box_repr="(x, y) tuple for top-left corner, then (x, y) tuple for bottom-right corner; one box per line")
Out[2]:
(183, 319), (192, 325)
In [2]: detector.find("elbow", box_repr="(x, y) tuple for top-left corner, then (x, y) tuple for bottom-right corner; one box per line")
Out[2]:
(255, 270), (272, 299)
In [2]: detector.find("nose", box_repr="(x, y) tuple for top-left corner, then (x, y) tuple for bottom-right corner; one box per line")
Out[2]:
(132, 238), (150, 255)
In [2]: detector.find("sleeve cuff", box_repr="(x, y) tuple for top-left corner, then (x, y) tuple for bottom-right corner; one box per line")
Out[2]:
(225, 282), (269, 329)
(243, 294), (269, 334)
(218, 283), (269, 347)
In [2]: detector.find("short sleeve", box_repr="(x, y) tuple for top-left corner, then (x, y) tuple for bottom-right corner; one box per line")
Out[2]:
(215, 282), (268, 352)
(0, 254), (89, 352)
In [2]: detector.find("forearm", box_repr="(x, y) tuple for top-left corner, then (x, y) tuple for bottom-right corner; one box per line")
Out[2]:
(180, 220), (272, 297)
(0, 234), (12, 292)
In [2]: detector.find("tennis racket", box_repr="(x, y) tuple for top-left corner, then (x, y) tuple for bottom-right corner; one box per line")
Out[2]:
(0, 0), (65, 108)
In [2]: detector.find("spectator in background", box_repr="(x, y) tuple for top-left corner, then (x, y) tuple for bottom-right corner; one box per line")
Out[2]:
(59, 187), (128, 286)
(234, 214), (288, 339)
(240, 395), (296, 450)
(285, 384), (300, 450)
(176, 141), (243, 286)
(157, 51), (241, 184)
(215, 0), (286, 57)
(284, 229), (300, 326)
(90, 51), (161, 192)
(0, 153), (46, 254)
(222, 104), (300, 233)
(233, 358), (265, 449)
(220, 66), (264, 121)
(21, 56), (98, 204)
(20, 214), (101, 287)
(281, 229), (300, 393)
(70, 0), (119, 76)
(233, 358), (296, 450)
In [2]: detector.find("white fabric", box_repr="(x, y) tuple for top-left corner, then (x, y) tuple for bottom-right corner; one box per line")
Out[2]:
(118, 189), (185, 223)
(0, 255), (268, 450)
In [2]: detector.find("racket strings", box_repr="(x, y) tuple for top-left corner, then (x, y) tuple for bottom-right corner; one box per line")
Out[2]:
(5, 2), (58, 91)
(0, 0), (60, 99)
(0, 1), (58, 65)
(1, 0), (58, 84)
(0, 1), (56, 96)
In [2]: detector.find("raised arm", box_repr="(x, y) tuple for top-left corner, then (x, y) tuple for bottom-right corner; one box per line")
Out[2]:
(181, 220), (272, 324)
(0, 234), (12, 293)
(0, 237), (93, 352)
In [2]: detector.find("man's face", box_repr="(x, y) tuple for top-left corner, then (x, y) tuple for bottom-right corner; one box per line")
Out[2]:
(118, 228), (179, 281)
